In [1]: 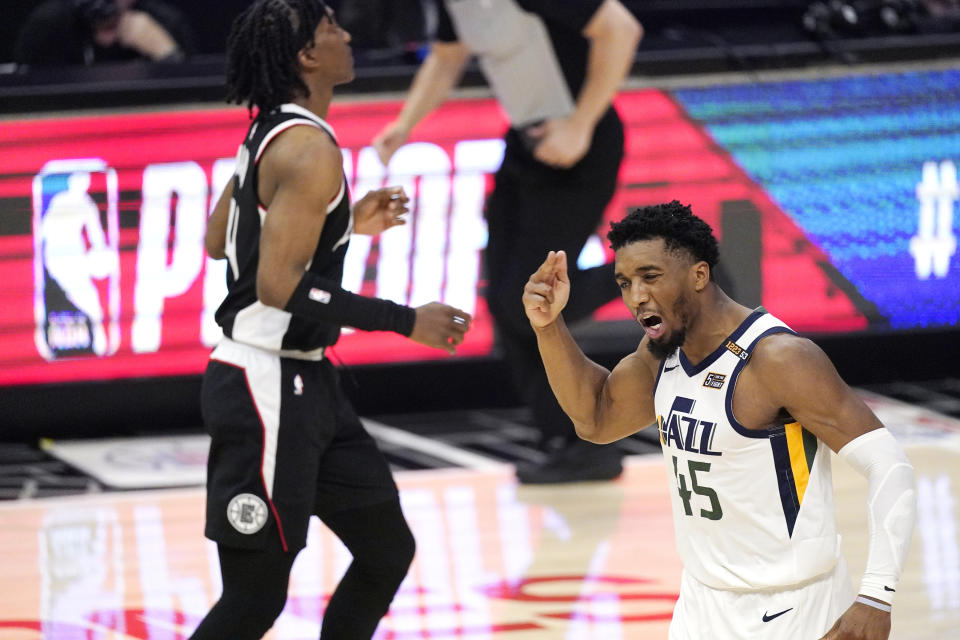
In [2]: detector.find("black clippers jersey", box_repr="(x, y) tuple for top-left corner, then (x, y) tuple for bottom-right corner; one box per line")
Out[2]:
(215, 103), (353, 356)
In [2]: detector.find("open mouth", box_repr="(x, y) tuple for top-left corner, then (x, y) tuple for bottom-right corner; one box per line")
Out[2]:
(640, 313), (662, 329)
(638, 312), (665, 339)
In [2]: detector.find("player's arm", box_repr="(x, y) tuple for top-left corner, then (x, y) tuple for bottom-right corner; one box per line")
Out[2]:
(256, 127), (339, 309)
(576, 0), (642, 130)
(256, 128), (414, 334)
(750, 335), (916, 640)
(371, 40), (471, 166)
(257, 127), (471, 352)
(524, 251), (657, 443)
(530, 0), (642, 168)
(205, 179), (233, 260)
(542, 322), (658, 444)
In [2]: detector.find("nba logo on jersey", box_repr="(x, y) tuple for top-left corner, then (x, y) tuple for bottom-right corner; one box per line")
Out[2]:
(32, 159), (120, 360)
(309, 287), (332, 304)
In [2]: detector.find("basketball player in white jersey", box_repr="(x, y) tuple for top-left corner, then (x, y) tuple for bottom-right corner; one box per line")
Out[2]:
(521, 201), (916, 639)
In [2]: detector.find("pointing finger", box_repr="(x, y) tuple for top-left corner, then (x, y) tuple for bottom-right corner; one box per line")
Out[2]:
(533, 251), (560, 279)
(553, 250), (569, 282)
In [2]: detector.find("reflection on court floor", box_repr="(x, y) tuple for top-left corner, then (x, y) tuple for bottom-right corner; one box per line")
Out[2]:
(1, 400), (959, 638)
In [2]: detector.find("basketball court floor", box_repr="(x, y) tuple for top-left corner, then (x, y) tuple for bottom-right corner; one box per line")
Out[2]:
(1, 384), (959, 639)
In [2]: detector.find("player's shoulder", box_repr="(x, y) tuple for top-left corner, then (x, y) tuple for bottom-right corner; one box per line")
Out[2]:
(262, 124), (340, 177)
(271, 121), (339, 157)
(618, 337), (660, 379)
(750, 330), (831, 377)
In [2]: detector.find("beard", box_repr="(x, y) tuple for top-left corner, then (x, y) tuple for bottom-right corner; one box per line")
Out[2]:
(644, 292), (691, 360)
(646, 326), (686, 360)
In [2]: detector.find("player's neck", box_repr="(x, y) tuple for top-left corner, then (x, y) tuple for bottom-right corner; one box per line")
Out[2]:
(291, 87), (334, 121)
(681, 288), (752, 363)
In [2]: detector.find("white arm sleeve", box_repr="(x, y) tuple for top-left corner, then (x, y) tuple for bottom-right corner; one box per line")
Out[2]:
(837, 428), (917, 605)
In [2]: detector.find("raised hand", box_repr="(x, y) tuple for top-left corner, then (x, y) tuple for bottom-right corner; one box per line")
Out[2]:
(522, 250), (570, 329)
(526, 117), (592, 169)
(819, 601), (891, 640)
(353, 186), (409, 236)
(409, 302), (472, 355)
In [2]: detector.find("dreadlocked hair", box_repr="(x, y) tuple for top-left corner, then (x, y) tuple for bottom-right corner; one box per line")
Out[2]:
(225, 0), (327, 116)
(607, 200), (720, 279)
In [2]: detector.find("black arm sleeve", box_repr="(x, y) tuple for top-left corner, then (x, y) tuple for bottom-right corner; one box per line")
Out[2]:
(284, 271), (416, 336)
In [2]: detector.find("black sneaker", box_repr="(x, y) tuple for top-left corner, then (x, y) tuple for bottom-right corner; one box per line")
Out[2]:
(515, 440), (623, 484)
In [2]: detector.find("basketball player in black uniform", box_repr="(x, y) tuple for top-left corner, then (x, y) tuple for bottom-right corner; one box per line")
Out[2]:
(374, 0), (642, 483)
(189, 2), (472, 638)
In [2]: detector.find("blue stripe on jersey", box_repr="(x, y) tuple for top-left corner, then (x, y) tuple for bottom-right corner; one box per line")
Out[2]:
(723, 326), (796, 439)
(769, 424), (802, 537)
(678, 309), (765, 376)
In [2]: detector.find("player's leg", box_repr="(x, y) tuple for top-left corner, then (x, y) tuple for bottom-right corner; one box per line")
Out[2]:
(488, 177), (623, 480)
(314, 366), (415, 638)
(192, 349), (330, 636)
(714, 560), (855, 640)
(484, 164), (594, 412)
(188, 540), (296, 639)
(318, 498), (416, 638)
(801, 556), (856, 638)
(748, 559), (855, 639)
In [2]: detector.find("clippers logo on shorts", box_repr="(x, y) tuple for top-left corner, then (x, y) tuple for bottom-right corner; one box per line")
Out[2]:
(32, 159), (120, 360)
(703, 372), (726, 389)
(657, 396), (722, 456)
(227, 493), (268, 534)
(724, 340), (749, 360)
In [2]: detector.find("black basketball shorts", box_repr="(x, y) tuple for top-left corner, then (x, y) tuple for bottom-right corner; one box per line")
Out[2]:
(200, 338), (399, 553)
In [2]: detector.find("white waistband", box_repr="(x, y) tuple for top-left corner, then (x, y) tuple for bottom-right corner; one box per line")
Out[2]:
(213, 336), (326, 362)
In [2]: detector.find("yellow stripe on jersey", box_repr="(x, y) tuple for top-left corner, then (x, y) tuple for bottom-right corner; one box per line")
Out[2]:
(785, 421), (810, 506)
(658, 415), (665, 446)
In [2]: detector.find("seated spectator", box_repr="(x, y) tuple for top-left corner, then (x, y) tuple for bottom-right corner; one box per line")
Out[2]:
(15, 0), (195, 67)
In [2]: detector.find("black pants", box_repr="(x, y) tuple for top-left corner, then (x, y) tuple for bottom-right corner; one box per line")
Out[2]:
(485, 109), (624, 444)
(189, 497), (415, 640)
(194, 345), (415, 638)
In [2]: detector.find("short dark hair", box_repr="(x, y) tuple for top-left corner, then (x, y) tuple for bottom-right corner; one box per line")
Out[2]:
(607, 201), (719, 276)
(225, 0), (328, 115)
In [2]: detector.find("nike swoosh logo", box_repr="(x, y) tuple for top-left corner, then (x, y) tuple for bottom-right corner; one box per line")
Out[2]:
(762, 608), (793, 622)
(664, 364), (679, 372)
(884, 586), (896, 592)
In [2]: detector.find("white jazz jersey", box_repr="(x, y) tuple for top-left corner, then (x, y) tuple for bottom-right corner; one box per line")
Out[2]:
(654, 309), (840, 591)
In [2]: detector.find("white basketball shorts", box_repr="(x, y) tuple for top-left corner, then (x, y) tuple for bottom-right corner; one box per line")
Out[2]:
(669, 557), (855, 640)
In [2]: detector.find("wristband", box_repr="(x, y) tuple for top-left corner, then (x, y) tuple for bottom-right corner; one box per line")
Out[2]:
(855, 596), (891, 613)
(284, 271), (415, 336)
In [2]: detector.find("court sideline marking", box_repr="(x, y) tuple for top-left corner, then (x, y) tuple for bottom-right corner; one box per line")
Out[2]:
(361, 418), (507, 471)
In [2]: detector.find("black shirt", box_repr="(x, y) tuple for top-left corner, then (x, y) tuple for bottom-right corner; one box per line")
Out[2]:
(436, 0), (604, 107)
(216, 104), (353, 355)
